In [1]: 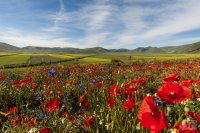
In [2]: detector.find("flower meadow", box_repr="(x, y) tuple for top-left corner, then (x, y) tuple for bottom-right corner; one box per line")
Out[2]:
(0, 59), (200, 133)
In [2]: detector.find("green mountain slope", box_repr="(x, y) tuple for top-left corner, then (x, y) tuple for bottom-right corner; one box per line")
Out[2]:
(161, 42), (200, 53)
(0, 42), (20, 52)
(0, 41), (200, 54)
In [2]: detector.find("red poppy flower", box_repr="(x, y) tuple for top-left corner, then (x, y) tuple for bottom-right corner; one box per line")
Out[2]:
(124, 98), (137, 111)
(70, 115), (75, 121)
(12, 116), (23, 127)
(7, 107), (17, 114)
(188, 111), (200, 122)
(45, 98), (60, 112)
(99, 82), (104, 88)
(85, 116), (93, 127)
(27, 118), (35, 128)
(39, 128), (52, 133)
(107, 97), (115, 108)
(138, 96), (168, 133)
(137, 78), (146, 87)
(84, 100), (90, 107)
(162, 73), (180, 83)
(174, 121), (198, 133)
(181, 80), (194, 88)
(110, 84), (118, 97)
(45, 91), (51, 96)
(125, 85), (136, 96)
(79, 95), (85, 104)
(157, 82), (191, 103)
(62, 112), (68, 117)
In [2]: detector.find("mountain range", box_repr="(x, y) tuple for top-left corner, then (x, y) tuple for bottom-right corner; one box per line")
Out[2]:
(0, 41), (200, 54)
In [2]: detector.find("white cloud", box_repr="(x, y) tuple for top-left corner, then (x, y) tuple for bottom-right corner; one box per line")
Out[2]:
(0, 28), (80, 48)
(1, 0), (200, 48)
(142, 0), (200, 39)
(114, 0), (200, 47)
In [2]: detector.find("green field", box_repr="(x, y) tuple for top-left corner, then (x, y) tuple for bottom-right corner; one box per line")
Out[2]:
(0, 54), (77, 66)
(0, 53), (200, 66)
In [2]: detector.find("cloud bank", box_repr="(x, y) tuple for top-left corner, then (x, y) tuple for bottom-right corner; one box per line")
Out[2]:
(0, 0), (200, 48)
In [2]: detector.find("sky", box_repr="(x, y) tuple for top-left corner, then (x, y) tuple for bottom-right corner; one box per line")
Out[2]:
(0, 0), (200, 49)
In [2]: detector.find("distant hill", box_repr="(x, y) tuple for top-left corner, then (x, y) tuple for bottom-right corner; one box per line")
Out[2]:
(0, 42), (20, 52)
(161, 41), (200, 53)
(0, 41), (200, 54)
(22, 46), (80, 53)
(130, 46), (166, 53)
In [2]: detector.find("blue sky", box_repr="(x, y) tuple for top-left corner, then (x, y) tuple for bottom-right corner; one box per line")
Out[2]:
(0, 0), (200, 49)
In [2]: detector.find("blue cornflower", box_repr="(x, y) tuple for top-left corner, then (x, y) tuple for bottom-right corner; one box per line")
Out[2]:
(35, 96), (42, 101)
(81, 87), (86, 91)
(98, 77), (104, 81)
(48, 70), (56, 75)
(38, 111), (45, 120)
(39, 92), (44, 97)
(155, 99), (162, 106)
(63, 98), (68, 103)
(77, 83), (82, 88)
(165, 102), (170, 106)
(91, 79), (96, 84)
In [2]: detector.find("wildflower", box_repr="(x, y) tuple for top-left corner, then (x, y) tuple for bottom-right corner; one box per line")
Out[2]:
(82, 87), (86, 91)
(70, 115), (75, 121)
(107, 97), (115, 108)
(79, 95), (85, 104)
(62, 112), (68, 117)
(85, 116), (93, 127)
(162, 73), (180, 83)
(7, 107), (17, 114)
(98, 77), (104, 81)
(35, 96), (42, 101)
(165, 102), (170, 106)
(157, 82), (191, 103)
(174, 120), (198, 133)
(77, 83), (82, 88)
(39, 128), (52, 133)
(99, 82), (104, 88)
(125, 85), (136, 97)
(48, 70), (56, 75)
(124, 98), (137, 111)
(91, 79), (96, 84)
(155, 99), (162, 106)
(27, 118), (36, 128)
(168, 128), (177, 133)
(181, 80), (194, 88)
(28, 128), (38, 133)
(110, 84), (118, 97)
(188, 111), (200, 122)
(63, 98), (68, 103)
(84, 100), (90, 107)
(45, 98), (60, 112)
(39, 92), (44, 97)
(38, 111), (45, 120)
(184, 106), (190, 113)
(12, 116), (23, 127)
(138, 96), (168, 133)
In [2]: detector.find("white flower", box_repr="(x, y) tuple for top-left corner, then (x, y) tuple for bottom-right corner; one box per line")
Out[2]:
(28, 128), (38, 133)
(146, 93), (151, 96)
(169, 128), (177, 133)
(184, 106), (189, 113)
